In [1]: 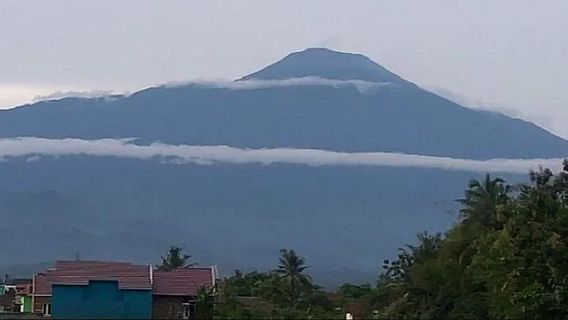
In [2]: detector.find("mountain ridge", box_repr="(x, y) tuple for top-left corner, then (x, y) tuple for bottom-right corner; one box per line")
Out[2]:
(1, 78), (565, 159)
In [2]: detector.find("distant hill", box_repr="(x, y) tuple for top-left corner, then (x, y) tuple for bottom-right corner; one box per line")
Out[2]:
(0, 48), (566, 287)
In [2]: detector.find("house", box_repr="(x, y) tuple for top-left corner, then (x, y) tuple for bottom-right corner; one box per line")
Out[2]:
(0, 285), (16, 313)
(0, 278), (32, 313)
(32, 261), (153, 319)
(13, 279), (33, 313)
(30, 261), (216, 319)
(152, 267), (217, 319)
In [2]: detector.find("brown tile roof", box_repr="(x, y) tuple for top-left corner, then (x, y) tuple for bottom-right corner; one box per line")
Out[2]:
(33, 261), (151, 295)
(152, 267), (215, 296)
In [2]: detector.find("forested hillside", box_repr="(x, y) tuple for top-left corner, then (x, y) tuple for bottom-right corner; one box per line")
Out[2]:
(213, 160), (568, 319)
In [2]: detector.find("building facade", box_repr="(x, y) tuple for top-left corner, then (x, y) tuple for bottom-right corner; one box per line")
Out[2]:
(32, 261), (153, 318)
(52, 281), (152, 319)
(29, 261), (216, 319)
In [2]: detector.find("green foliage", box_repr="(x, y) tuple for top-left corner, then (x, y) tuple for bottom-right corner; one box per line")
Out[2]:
(372, 161), (568, 319)
(189, 160), (568, 319)
(215, 250), (341, 319)
(275, 249), (314, 305)
(195, 286), (216, 320)
(157, 246), (195, 271)
(338, 283), (373, 300)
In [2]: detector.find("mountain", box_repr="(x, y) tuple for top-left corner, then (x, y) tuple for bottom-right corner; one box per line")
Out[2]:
(1, 48), (567, 160)
(240, 47), (409, 84)
(0, 48), (566, 287)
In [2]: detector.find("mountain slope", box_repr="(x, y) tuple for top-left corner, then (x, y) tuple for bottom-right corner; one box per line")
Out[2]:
(0, 48), (567, 159)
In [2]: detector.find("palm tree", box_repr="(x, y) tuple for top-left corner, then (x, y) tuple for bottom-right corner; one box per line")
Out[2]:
(411, 231), (443, 263)
(384, 231), (442, 282)
(275, 249), (312, 304)
(458, 174), (510, 228)
(157, 246), (196, 271)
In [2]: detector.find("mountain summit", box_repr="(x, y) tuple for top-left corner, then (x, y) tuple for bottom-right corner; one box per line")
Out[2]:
(241, 48), (408, 84)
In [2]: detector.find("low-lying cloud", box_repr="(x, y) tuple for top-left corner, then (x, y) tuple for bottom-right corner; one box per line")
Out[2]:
(32, 90), (126, 102)
(20, 77), (392, 108)
(167, 77), (394, 94)
(0, 137), (565, 174)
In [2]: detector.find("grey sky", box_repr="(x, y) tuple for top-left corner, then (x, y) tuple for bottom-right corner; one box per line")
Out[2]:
(1, 0), (567, 138)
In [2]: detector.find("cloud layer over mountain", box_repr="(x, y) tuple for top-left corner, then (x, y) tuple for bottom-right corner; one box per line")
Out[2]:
(174, 77), (393, 94)
(0, 137), (563, 174)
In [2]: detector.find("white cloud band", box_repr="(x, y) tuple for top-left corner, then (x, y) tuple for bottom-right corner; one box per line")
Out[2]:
(167, 77), (394, 94)
(0, 137), (565, 174)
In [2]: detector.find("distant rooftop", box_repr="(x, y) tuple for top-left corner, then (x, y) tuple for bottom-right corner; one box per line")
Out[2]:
(153, 267), (216, 296)
(34, 261), (151, 295)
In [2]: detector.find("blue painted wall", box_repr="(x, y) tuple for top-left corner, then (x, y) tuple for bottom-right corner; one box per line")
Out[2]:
(52, 281), (151, 319)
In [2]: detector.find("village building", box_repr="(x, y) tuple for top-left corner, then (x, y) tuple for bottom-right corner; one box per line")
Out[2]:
(152, 268), (215, 319)
(0, 278), (33, 314)
(26, 260), (216, 319)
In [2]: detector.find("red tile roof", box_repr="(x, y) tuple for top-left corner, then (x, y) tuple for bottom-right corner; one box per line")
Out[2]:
(152, 267), (215, 296)
(33, 261), (152, 295)
(33, 261), (217, 297)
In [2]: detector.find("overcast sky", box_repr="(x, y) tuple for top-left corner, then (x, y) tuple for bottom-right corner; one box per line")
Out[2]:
(1, 0), (567, 138)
